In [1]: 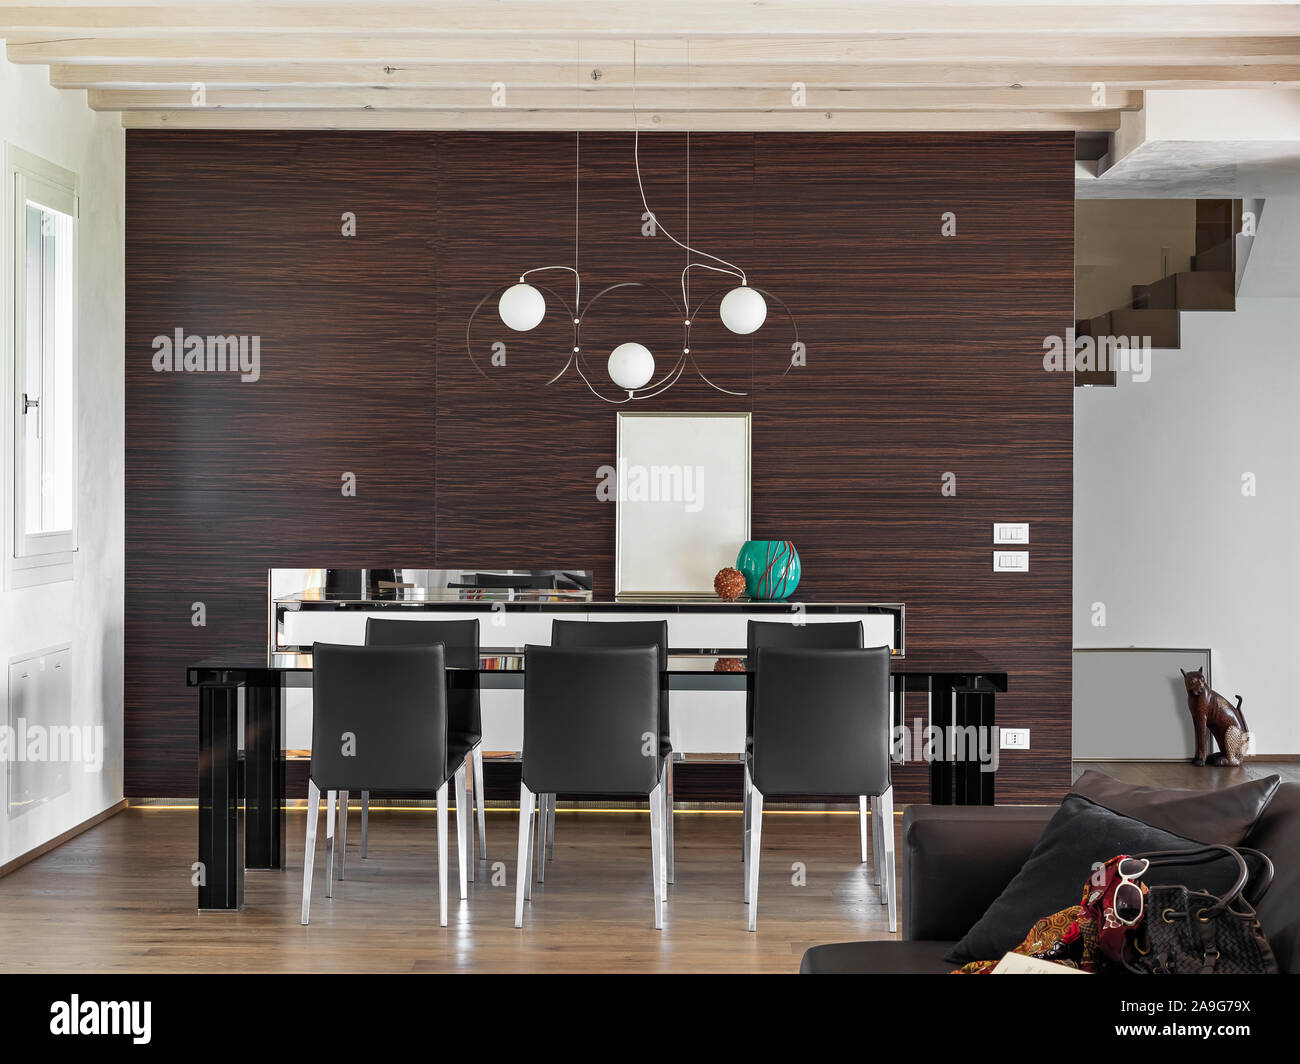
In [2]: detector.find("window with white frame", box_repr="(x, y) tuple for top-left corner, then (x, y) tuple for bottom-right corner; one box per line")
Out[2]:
(6, 145), (77, 586)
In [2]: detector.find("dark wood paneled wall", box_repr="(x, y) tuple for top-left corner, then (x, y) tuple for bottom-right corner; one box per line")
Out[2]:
(126, 131), (1074, 803)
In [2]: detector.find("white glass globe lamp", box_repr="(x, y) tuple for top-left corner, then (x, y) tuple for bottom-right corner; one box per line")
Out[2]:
(719, 284), (767, 335)
(498, 282), (546, 331)
(608, 342), (655, 393)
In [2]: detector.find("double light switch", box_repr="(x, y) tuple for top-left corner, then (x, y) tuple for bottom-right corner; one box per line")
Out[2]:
(993, 524), (1029, 572)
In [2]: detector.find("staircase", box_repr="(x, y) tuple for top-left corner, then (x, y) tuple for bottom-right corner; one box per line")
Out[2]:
(1074, 200), (1240, 387)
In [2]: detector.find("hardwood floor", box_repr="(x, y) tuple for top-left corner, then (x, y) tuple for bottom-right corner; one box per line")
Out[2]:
(0, 807), (901, 974)
(4, 760), (1294, 973)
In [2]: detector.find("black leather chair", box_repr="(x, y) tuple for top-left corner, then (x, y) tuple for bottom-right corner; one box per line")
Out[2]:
(515, 644), (667, 929)
(359, 618), (486, 874)
(746, 645), (894, 931)
(303, 642), (466, 927)
(745, 621), (888, 890)
(548, 619), (673, 885)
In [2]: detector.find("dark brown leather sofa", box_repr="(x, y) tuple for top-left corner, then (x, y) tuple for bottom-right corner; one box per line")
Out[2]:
(800, 782), (1300, 974)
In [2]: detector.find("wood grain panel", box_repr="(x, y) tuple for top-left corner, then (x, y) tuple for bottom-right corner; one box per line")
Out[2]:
(126, 130), (1073, 803)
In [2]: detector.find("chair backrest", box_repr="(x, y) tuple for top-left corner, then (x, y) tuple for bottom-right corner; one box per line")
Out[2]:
(365, 617), (481, 743)
(552, 619), (670, 739)
(552, 618), (668, 663)
(750, 646), (891, 797)
(522, 644), (662, 797)
(310, 642), (450, 792)
(747, 619), (864, 655)
(745, 620), (864, 739)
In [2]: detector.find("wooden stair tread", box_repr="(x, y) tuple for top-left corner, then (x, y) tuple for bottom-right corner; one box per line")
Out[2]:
(1193, 238), (1234, 274)
(1132, 271), (1234, 312)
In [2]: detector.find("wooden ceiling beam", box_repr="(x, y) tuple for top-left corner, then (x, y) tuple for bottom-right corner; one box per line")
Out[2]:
(117, 107), (1123, 132)
(14, 34), (1300, 65)
(2, 3), (1297, 38)
(89, 86), (1144, 113)
(49, 61), (1300, 91)
(7, 5), (1297, 132)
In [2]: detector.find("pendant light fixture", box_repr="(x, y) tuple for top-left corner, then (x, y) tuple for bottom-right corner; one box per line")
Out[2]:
(468, 41), (798, 401)
(498, 282), (547, 332)
(719, 285), (768, 334)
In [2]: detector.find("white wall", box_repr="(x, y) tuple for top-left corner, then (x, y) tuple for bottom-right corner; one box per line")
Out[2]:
(1239, 197), (1300, 297)
(0, 52), (125, 864)
(1074, 298), (1300, 756)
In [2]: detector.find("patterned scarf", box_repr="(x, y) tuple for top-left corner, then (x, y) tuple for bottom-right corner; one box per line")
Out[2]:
(954, 854), (1148, 974)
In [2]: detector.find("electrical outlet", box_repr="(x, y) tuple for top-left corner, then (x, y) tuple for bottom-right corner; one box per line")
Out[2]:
(993, 551), (1029, 572)
(1001, 728), (1031, 750)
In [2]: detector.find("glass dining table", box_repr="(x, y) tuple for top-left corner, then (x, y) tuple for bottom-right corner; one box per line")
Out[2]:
(188, 647), (1007, 910)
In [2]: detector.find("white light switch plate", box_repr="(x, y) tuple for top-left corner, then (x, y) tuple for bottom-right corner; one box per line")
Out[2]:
(994, 522), (1030, 545)
(1001, 728), (1031, 750)
(993, 551), (1029, 572)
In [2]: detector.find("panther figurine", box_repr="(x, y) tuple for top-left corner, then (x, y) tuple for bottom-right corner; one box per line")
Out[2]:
(1180, 667), (1252, 767)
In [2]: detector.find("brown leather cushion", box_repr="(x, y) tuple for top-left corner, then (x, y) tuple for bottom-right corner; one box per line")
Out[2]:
(1071, 769), (1280, 846)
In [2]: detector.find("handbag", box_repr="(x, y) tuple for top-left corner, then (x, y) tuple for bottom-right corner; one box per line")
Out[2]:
(1125, 844), (1278, 975)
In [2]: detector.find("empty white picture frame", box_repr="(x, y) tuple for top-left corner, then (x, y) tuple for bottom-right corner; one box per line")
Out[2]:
(614, 412), (751, 599)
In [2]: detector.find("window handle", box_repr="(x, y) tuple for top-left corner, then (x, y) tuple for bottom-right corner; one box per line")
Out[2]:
(22, 393), (39, 437)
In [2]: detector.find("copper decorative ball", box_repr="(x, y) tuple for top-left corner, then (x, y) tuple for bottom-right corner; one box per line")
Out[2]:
(714, 567), (746, 602)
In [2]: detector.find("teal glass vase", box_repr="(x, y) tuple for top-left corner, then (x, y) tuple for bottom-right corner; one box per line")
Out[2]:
(736, 540), (801, 600)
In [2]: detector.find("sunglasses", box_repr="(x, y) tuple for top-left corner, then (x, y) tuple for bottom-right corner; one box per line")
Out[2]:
(1113, 857), (1150, 926)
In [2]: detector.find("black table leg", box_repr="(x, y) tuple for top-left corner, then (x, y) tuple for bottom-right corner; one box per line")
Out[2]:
(954, 684), (997, 806)
(929, 675), (997, 806)
(198, 683), (242, 911)
(244, 683), (285, 870)
(929, 675), (956, 804)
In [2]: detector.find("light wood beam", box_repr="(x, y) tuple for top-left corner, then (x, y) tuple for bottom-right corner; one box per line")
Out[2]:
(49, 62), (1300, 91)
(2, 3), (1298, 38)
(89, 86), (1143, 113)
(118, 107), (1123, 132)
(14, 34), (1300, 65)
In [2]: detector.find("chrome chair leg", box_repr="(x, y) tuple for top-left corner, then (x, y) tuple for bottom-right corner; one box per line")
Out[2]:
(655, 766), (668, 903)
(546, 792), (556, 860)
(337, 790), (349, 880)
(360, 789), (369, 859)
(859, 795), (869, 864)
(524, 787), (536, 902)
(536, 792), (548, 883)
(301, 781), (321, 925)
(472, 744), (487, 863)
(515, 783), (535, 927)
(880, 786), (898, 933)
(454, 762), (469, 901)
(742, 762), (753, 901)
(666, 756), (675, 885)
(324, 789), (336, 898)
(649, 779), (665, 930)
(436, 779), (449, 927)
(746, 785), (764, 931)
(741, 759), (750, 862)
(871, 794), (884, 886)
(463, 751), (475, 880)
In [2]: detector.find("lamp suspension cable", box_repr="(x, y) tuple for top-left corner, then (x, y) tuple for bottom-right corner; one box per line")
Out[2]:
(514, 74), (581, 309)
(630, 40), (748, 310)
